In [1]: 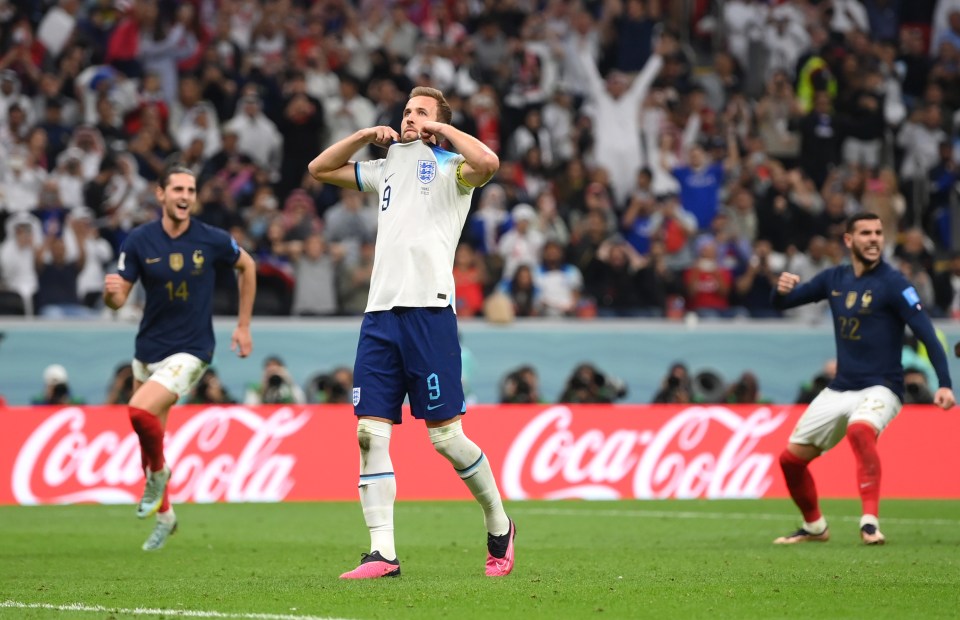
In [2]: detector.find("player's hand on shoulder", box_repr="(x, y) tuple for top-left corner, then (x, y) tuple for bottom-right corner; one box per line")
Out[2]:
(776, 272), (800, 294)
(933, 387), (956, 410)
(364, 126), (399, 147)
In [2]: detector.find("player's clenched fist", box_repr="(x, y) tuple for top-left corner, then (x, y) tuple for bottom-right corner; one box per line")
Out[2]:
(777, 272), (801, 295)
(104, 273), (126, 294)
(934, 387), (956, 410)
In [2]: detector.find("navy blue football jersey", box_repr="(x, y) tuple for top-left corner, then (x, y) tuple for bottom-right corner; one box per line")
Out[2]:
(772, 261), (951, 400)
(117, 220), (240, 363)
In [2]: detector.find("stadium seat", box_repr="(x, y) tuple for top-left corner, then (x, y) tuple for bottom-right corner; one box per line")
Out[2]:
(0, 291), (26, 316)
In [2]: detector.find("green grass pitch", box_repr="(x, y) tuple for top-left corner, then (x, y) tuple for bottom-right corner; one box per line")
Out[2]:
(2, 499), (959, 619)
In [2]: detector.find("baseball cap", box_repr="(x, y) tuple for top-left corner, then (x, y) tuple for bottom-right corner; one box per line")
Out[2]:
(43, 364), (68, 385)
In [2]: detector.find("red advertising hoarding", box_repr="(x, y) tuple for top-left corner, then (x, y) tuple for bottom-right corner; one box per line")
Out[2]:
(1, 404), (957, 505)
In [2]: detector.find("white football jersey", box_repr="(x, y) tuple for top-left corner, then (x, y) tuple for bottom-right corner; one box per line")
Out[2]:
(356, 139), (474, 312)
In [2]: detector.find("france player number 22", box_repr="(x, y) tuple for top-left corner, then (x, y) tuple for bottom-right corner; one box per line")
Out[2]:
(837, 316), (861, 341)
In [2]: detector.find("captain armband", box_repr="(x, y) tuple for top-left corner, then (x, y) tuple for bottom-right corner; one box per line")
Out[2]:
(456, 161), (477, 188)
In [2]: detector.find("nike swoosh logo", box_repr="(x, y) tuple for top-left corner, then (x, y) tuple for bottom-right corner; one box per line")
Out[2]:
(384, 173), (396, 184)
(426, 403), (445, 411)
(831, 290), (842, 296)
(146, 258), (161, 264)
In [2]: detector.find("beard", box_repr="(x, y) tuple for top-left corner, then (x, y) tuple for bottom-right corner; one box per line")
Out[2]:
(850, 243), (881, 267)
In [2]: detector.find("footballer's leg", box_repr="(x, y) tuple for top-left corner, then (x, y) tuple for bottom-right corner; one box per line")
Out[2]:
(340, 417), (401, 579)
(847, 423), (885, 544)
(428, 417), (514, 576)
(774, 444), (829, 544)
(774, 390), (849, 544)
(407, 308), (514, 576)
(847, 388), (899, 545)
(342, 314), (404, 579)
(131, 354), (205, 550)
(128, 378), (177, 520)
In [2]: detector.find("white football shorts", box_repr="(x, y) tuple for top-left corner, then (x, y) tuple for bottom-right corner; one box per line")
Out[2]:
(789, 386), (903, 452)
(133, 353), (209, 398)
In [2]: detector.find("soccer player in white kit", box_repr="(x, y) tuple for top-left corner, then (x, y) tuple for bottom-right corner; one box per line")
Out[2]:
(308, 87), (515, 578)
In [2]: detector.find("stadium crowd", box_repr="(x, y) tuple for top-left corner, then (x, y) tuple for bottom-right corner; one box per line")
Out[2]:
(1, 0), (960, 322)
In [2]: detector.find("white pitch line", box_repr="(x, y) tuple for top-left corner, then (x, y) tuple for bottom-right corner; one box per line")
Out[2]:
(510, 506), (960, 526)
(0, 601), (355, 620)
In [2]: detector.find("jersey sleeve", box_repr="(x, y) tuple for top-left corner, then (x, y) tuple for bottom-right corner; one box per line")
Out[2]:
(892, 275), (953, 389)
(215, 228), (242, 265)
(355, 158), (387, 193)
(446, 155), (473, 194)
(116, 232), (141, 283)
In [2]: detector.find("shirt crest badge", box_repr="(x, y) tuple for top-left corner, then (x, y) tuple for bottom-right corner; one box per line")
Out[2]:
(845, 291), (858, 309)
(352, 387), (361, 406)
(193, 250), (205, 270)
(417, 160), (437, 184)
(169, 253), (184, 272)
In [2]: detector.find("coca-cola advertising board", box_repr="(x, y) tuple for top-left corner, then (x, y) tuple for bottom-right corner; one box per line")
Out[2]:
(1, 404), (958, 506)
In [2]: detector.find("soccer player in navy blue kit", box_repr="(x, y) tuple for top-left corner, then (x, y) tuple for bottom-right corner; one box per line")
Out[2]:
(771, 212), (955, 545)
(308, 87), (515, 579)
(103, 166), (256, 551)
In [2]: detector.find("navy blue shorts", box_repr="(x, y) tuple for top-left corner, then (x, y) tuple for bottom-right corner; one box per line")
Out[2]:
(353, 306), (466, 423)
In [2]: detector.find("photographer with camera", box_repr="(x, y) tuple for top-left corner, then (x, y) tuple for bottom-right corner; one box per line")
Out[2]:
(244, 355), (305, 405)
(499, 365), (544, 404)
(32, 364), (85, 405)
(652, 362), (693, 403)
(724, 371), (770, 404)
(306, 366), (354, 404)
(106, 361), (135, 405)
(189, 368), (237, 405)
(558, 363), (628, 404)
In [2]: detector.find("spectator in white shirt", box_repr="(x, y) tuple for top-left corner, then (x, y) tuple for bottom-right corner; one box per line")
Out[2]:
(498, 203), (546, 282)
(224, 93), (283, 176)
(1, 150), (47, 214)
(0, 213), (42, 314)
(897, 103), (946, 181)
(829, 0), (870, 35)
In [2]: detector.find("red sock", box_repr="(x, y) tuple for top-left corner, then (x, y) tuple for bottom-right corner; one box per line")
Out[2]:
(847, 423), (881, 517)
(159, 486), (171, 513)
(779, 449), (822, 523)
(129, 407), (165, 473)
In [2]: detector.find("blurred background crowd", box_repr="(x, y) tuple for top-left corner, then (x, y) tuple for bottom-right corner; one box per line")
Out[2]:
(1, 0), (960, 324)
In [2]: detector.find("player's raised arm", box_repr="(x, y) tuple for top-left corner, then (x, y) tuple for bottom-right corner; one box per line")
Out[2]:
(308, 126), (399, 189)
(103, 273), (134, 310)
(421, 121), (499, 187)
(232, 248), (256, 358)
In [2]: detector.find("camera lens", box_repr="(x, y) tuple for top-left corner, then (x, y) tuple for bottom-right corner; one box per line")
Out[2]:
(268, 374), (284, 387)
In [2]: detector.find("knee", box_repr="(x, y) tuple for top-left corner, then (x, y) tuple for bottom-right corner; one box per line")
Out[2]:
(780, 447), (813, 470)
(846, 422), (878, 441)
(428, 419), (464, 458)
(357, 418), (392, 455)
